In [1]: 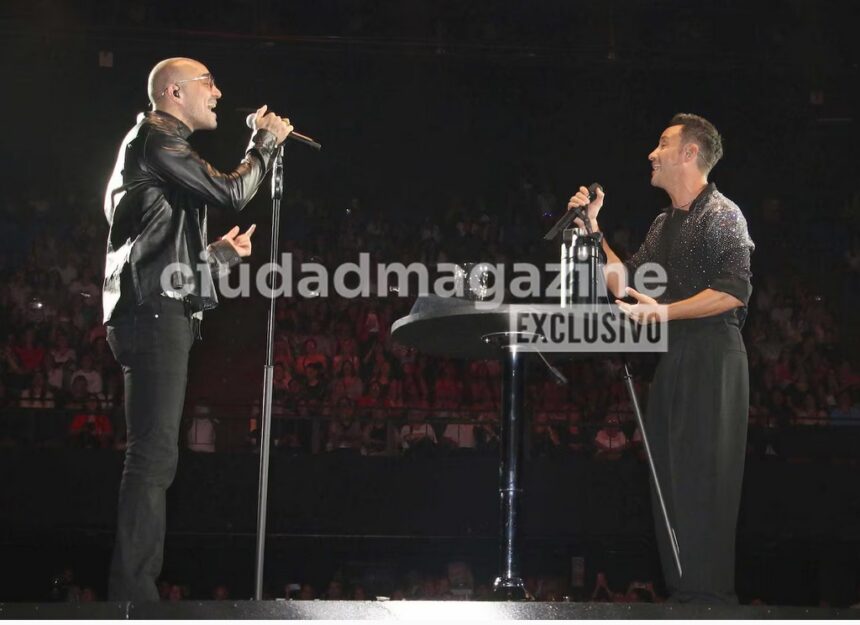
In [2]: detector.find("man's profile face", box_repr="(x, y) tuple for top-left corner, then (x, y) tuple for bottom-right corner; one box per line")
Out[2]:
(648, 125), (686, 189)
(175, 61), (222, 131)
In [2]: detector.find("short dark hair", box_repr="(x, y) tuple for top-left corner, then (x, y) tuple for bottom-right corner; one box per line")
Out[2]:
(669, 113), (723, 174)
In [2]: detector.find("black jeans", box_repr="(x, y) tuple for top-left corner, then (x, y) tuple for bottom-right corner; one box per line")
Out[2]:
(106, 297), (195, 601)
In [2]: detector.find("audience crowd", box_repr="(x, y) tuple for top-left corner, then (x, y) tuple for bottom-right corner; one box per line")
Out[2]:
(3, 185), (860, 608)
(50, 560), (860, 607)
(43, 561), (666, 604)
(1, 188), (859, 460)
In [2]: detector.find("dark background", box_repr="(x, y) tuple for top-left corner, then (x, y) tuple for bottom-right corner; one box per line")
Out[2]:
(1, 0), (859, 607)
(1, 0), (857, 222)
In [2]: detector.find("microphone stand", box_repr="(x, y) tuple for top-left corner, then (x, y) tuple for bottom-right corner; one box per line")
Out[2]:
(549, 214), (683, 580)
(254, 145), (283, 600)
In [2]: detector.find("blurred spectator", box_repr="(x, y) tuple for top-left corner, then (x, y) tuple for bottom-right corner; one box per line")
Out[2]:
(590, 572), (613, 602)
(357, 380), (384, 409)
(333, 337), (361, 377)
(47, 567), (76, 602)
(402, 374), (429, 407)
(70, 353), (102, 395)
(362, 407), (390, 455)
(49, 331), (77, 368)
(466, 367), (493, 407)
(89, 335), (110, 369)
(272, 361), (292, 395)
(7, 270), (33, 310)
(326, 398), (363, 453)
(299, 583), (316, 600)
(356, 304), (384, 345)
(829, 391), (860, 426)
(273, 332), (295, 369)
(384, 378), (407, 415)
(371, 358), (399, 399)
(79, 587), (97, 602)
(562, 406), (586, 454)
(2, 333), (26, 389)
(42, 352), (66, 392)
(447, 561), (475, 599)
(793, 392), (828, 426)
(212, 584), (230, 600)
(306, 318), (335, 359)
(277, 398), (312, 454)
(283, 378), (307, 406)
(400, 408), (437, 456)
(441, 412), (476, 452)
(324, 580), (344, 600)
(474, 404), (500, 453)
(333, 360), (364, 402)
(67, 266), (100, 303)
(68, 394), (113, 448)
(64, 375), (91, 411)
(434, 362), (464, 413)
(765, 389), (793, 429)
(531, 411), (561, 456)
(303, 362), (328, 405)
(296, 339), (328, 376)
(13, 326), (45, 375)
(19, 371), (55, 409)
(625, 581), (657, 603)
(593, 415), (628, 461)
(187, 403), (217, 453)
(167, 584), (184, 602)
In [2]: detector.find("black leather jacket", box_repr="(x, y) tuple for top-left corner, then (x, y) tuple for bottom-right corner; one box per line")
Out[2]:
(102, 110), (278, 323)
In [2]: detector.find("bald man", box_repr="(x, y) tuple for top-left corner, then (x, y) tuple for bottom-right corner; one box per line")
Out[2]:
(102, 57), (292, 601)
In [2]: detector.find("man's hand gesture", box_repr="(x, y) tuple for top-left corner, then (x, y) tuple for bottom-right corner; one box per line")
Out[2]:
(615, 287), (668, 324)
(220, 224), (256, 258)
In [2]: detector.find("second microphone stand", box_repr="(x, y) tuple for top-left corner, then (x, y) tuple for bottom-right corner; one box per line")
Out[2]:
(555, 214), (683, 580)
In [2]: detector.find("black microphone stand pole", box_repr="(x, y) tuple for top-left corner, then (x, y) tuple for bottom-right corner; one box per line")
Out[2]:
(254, 145), (284, 600)
(553, 210), (683, 579)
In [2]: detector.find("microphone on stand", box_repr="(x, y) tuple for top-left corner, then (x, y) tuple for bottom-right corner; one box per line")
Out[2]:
(245, 113), (322, 151)
(543, 182), (603, 240)
(578, 182), (603, 235)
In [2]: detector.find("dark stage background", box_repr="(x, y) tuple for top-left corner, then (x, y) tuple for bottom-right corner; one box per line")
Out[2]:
(1, 0), (859, 608)
(1, 0), (857, 220)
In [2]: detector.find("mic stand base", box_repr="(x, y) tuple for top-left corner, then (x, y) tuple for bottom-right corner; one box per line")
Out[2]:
(492, 577), (530, 601)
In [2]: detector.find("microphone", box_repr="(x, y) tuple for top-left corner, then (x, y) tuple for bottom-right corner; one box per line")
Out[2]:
(245, 113), (322, 151)
(583, 182), (603, 204)
(543, 182), (604, 240)
(578, 182), (603, 234)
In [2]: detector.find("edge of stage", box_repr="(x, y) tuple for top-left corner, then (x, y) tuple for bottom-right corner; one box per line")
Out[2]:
(0, 600), (853, 620)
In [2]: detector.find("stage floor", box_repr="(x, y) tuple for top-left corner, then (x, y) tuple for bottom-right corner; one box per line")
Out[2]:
(0, 600), (852, 620)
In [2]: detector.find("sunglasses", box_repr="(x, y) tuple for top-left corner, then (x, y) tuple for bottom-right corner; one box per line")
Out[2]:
(157, 73), (216, 99)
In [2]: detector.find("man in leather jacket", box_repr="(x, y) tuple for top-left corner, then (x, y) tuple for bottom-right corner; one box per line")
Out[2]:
(102, 57), (292, 601)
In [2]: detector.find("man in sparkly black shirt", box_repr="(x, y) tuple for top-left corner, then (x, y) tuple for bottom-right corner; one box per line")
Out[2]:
(568, 113), (754, 604)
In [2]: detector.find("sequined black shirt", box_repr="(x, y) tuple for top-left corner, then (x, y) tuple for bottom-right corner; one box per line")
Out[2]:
(624, 183), (754, 307)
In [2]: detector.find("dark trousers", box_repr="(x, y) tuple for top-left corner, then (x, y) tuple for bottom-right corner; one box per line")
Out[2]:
(647, 316), (749, 604)
(106, 297), (195, 601)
